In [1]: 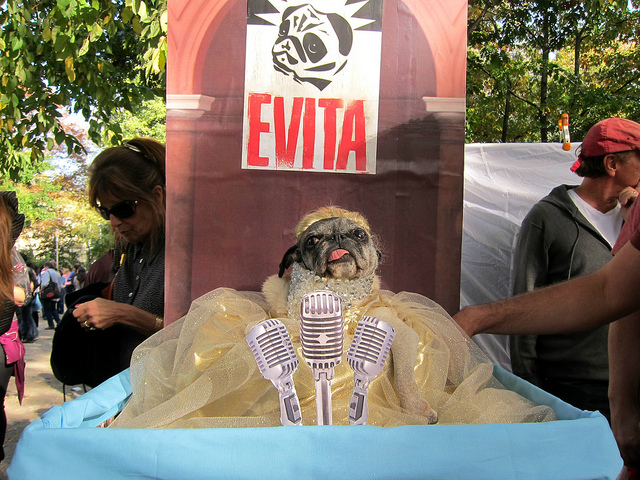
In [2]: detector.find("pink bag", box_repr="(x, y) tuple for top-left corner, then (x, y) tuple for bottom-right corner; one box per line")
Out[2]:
(0, 319), (25, 404)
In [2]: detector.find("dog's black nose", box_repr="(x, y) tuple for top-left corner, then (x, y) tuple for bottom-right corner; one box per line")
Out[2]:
(331, 233), (346, 244)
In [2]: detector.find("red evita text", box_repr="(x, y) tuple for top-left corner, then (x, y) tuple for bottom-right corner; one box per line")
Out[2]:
(246, 93), (368, 171)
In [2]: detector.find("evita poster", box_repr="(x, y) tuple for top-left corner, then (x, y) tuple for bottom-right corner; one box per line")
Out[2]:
(242, 0), (383, 174)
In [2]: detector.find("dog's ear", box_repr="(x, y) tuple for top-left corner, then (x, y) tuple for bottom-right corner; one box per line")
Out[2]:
(279, 245), (301, 277)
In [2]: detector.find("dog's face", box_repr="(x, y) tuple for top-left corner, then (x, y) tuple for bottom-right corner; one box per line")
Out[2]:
(272, 4), (353, 91)
(279, 216), (380, 280)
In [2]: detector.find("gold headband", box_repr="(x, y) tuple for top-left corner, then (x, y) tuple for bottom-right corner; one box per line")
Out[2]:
(294, 206), (371, 239)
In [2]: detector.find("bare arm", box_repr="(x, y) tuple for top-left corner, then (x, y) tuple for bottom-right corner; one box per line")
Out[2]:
(609, 311), (640, 466)
(454, 240), (640, 337)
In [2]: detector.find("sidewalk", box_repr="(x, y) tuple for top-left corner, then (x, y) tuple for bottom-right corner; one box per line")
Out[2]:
(1, 320), (86, 479)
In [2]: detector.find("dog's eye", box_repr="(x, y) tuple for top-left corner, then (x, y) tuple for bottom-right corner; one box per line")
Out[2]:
(303, 33), (327, 62)
(305, 236), (320, 247)
(354, 229), (367, 241)
(279, 20), (290, 37)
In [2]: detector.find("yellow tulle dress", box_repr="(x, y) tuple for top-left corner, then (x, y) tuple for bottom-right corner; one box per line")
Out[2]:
(111, 265), (556, 428)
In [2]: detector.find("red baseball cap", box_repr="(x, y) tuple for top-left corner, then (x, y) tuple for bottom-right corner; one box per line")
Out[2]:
(571, 117), (640, 171)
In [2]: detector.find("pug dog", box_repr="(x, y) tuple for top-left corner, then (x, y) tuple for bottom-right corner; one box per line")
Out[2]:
(265, 207), (438, 424)
(278, 216), (377, 280)
(272, 4), (353, 91)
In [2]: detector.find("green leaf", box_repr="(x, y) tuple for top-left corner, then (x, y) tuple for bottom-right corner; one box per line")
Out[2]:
(122, 7), (134, 24)
(132, 17), (142, 35)
(79, 38), (90, 56)
(137, 2), (147, 20)
(89, 23), (102, 41)
(11, 36), (23, 51)
(152, 49), (165, 74)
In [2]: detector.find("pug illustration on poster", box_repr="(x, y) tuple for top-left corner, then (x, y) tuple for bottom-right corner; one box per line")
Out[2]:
(242, 0), (383, 174)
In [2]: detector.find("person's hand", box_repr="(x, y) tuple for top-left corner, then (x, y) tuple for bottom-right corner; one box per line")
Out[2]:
(619, 184), (640, 221)
(612, 401), (640, 467)
(72, 298), (119, 331)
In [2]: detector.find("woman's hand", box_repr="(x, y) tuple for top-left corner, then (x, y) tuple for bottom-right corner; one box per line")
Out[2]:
(72, 298), (121, 331)
(72, 297), (160, 335)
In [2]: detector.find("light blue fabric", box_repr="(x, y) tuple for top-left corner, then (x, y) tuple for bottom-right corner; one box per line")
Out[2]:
(8, 366), (623, 480)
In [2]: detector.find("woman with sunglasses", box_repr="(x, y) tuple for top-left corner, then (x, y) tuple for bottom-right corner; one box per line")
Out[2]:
(70, 137), (166, 377)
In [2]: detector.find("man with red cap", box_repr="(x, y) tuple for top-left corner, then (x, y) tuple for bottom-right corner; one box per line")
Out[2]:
(455, 115), (640, 478)
(510, 117), (640, 422)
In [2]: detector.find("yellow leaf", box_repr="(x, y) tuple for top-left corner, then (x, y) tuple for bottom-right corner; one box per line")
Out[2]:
(98, 61), (103, 73)
(160, 10), (168, 33)
(65, 56), (76, 82)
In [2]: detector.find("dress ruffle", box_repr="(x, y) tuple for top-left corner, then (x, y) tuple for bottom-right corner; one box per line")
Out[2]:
(112, 288), (555, 428)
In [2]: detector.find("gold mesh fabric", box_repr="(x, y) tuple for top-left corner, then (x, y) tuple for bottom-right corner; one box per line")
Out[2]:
(111, 288), (556, 429)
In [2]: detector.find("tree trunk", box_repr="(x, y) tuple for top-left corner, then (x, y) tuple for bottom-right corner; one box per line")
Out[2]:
(574, 30), (581, 79)
(539, 10), (550, 142)
(501, 90), (511, 142)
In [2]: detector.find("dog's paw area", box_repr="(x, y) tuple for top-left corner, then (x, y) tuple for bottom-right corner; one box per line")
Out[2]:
(425, 407), (438, 425)
(400, 394), (438, 424)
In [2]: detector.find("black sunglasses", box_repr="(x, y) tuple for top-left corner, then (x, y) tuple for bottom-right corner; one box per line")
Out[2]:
(96, 200), (138, 220)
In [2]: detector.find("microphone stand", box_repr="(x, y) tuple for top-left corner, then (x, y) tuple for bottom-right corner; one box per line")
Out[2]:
(300, 291), (344, 426)
(314, 368), (333, 426)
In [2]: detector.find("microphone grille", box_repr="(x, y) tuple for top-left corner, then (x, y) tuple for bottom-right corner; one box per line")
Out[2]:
(300, 291), (344, 369)
(347, 316), (395, 374)
(300, 290), (342, 319)
(246, 319), (298, 378)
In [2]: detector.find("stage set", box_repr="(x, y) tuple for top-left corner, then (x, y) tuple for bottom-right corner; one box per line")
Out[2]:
(8, 0), (623, 478)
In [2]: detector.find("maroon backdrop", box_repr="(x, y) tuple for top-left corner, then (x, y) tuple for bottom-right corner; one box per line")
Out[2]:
(165, 0), (467, 322)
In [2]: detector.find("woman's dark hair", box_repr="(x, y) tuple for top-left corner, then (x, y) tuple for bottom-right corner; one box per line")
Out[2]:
(88, 138), (166, 237)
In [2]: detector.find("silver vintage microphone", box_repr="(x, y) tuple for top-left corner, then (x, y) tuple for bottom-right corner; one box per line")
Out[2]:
(347, 316), (395, 425)
(246, 319), (302, 426)
(300, 291), (344, 425)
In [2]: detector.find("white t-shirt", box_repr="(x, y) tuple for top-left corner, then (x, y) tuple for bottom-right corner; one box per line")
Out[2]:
(568, 189), (623, 248)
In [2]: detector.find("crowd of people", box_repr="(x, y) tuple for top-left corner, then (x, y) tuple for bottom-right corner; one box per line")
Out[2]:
(15, 261), (88, 344)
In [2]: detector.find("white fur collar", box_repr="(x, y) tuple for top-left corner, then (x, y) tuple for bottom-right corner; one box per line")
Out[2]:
(262, 263), (380, 326)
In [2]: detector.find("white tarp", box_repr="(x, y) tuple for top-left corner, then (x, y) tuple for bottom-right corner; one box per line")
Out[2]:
(461, 143), (581, 369)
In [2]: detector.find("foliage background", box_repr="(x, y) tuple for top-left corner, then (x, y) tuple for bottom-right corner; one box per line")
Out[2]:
(0, 0), (166, 269)
(466, 0), (640, 143)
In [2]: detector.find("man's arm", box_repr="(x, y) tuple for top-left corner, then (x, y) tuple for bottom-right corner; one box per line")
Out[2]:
(609, 311), (640, 466)
(454, 240), (640, 337)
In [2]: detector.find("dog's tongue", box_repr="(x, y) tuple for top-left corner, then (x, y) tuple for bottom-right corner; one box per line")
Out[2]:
(329, 249), (350, 262)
